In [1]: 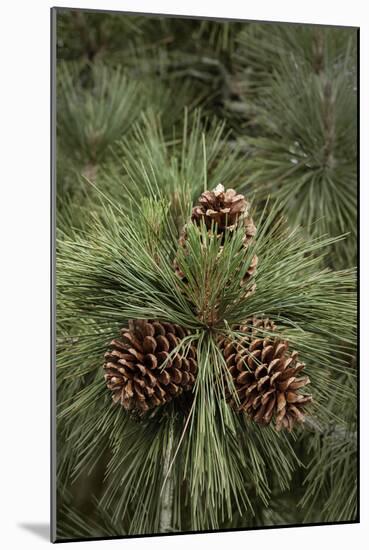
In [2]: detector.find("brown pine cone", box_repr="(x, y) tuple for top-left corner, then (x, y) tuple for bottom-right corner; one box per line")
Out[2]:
(103, 319), (197, 414)
(174, 184), (258, 298)
(219, 318), (312, 431)
(239, 316), (276, 337)
(191, 183), (255, 235)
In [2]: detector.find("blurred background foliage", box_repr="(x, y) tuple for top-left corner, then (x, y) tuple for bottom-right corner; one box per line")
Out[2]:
(55, 8), (357, 540)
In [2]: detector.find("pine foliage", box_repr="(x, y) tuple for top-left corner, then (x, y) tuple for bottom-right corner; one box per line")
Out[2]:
(231, 24), (357, 267)
(54, 9), (358, 539)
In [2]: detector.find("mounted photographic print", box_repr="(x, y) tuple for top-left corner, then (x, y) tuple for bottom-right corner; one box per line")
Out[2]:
(51, 6), (358, 542)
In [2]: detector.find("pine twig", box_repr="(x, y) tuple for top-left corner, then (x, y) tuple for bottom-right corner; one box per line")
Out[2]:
(304, 416), (357, 443)
(159, 421), (175, 533)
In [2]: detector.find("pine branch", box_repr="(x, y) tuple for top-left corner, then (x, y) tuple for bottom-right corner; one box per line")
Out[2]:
(56, 179), (356, 533)
(57, 62), (142, 168)
(55, 17), (357, 534)
(229, 25), (357, 268)
(304, 416), (357, 442)
(159, 421), (175, 532)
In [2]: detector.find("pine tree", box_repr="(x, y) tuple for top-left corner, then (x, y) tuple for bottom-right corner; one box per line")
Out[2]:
(54, 8), (357, 540)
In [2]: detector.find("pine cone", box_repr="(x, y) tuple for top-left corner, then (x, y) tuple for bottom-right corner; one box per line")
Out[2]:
(174, 184), (258, 296)
(191, 183), (255, 236)
(104, 319), (197, 414)
(219, 318), (312, 431)
(238, 316), (276, 339)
